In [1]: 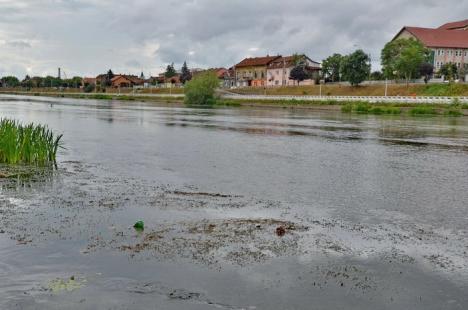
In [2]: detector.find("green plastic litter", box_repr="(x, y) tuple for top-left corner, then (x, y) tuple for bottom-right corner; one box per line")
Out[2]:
(134, 220), (144, 231)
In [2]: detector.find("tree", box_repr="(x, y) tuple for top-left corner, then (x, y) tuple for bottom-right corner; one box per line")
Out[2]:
(184, 71), (219, 106)
(321, 53), (343, 82)
(164, 63), (177, 79)
(340, 50), (370, 86)
(180, 61), (192, 84)
(105, 69), (114, 87)
(419, 63), (434, 84)
(0, 76), (20, 87)
(381, 38), (430, 85)
(289, 65), (309, 85)
(21, 75), (33, 88)
(370, 71), (384, 81)
(440, 63), (458, 82)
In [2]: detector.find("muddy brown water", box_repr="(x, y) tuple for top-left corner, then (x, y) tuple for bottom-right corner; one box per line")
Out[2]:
(1, 94), (468, 309)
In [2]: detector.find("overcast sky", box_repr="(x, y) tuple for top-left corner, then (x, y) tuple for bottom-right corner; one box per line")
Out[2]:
(0, 0), (466, 78)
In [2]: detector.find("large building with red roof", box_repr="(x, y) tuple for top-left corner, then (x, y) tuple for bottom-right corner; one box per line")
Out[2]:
(393, 19), (468, 72)
(234, 55), (281, 87)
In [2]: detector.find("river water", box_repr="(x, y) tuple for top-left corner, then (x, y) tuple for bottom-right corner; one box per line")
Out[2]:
(0, 95), (467, 309)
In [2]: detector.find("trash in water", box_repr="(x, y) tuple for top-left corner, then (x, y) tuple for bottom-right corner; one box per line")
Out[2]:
(134, 221), (145, 231)
(276, 226), (286, 237)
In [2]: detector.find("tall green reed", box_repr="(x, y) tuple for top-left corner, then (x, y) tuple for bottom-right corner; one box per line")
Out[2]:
(0, 118), (63, 166)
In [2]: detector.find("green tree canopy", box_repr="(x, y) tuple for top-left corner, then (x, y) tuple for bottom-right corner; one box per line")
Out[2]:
(105, 69), (114, 87)
(164, 63), (177, 79)
(180, 61), (192, 84)
(184, 71), (219, 106)
(0, 76), (20, 87)
(321, 53), (343, 82)
(289, 65), (309, 85)
(370, 71), (384, 81)
(340, 50), (370, 86)
(381, 38), (430, 84)
(419, 63), (434, 84)
(440, 63), (458, 82)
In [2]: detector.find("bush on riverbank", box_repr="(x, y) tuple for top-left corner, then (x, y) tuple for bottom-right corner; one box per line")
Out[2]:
(184, 72), (219, 106)
(0, 119), (62, 165)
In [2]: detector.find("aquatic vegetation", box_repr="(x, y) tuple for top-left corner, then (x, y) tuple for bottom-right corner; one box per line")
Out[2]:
(444, 109), (463, 117)
(342, 102), (402, 115)
(341, 103), (353, 113)
(48, 276), (86, 293)
(0, 119), (63, 165)
(408, 106), (438, 116)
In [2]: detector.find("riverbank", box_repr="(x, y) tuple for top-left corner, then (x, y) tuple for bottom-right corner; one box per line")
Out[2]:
(2, 91), (468, 116)
(231, 83), (468, 97)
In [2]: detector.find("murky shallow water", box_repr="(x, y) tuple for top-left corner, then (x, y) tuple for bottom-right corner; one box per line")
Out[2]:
(1, 95), (468, 309)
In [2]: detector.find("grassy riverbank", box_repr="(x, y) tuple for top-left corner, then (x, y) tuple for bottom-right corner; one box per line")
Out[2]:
(230, 83), (468, 97)
(2, 91), (468, 116)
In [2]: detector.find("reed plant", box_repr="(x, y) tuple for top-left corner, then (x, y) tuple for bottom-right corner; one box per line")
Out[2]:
(0, 119), (63, 166)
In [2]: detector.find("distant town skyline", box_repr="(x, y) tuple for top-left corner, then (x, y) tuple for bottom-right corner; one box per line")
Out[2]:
(0, 0), (467, 78)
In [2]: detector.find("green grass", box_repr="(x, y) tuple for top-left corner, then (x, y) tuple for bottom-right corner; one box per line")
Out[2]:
(408, 106), (438, 116)
(342, 102), (402, 115)
(420, 84), (468, 96)
(444, 109), (463, 116)
(0, 119), (63, 166)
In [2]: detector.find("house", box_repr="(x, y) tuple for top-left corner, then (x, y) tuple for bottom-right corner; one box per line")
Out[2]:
(266, 55), (321, 86)
(234, 55), (281, 87)
(110, 75), (145, 88)
(223, 67), (236, 88)
(393, 19), (468, 75)
(82, 77), (96, 86)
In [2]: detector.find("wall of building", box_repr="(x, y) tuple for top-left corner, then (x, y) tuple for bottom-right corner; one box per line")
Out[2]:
(433, 48), (468, 71)
(235, 66), (267, 86)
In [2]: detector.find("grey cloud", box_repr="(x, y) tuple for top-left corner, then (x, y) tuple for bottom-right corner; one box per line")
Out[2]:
(1, 0), (468, 78)
(5, 40), (32, 49)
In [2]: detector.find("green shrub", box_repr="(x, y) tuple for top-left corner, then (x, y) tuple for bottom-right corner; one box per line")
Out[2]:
(84, 84), (95, 93)
(184, 71), (219, 106)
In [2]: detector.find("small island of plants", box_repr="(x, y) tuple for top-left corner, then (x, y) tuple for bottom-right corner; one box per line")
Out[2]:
(0, 118), (63, 166)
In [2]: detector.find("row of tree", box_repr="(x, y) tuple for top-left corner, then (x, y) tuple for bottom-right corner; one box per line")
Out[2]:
(163, 61), (193, 84)
(322, 38), (466, 86)
(0, 75), (83, 88)
(321, 50), (371, 86)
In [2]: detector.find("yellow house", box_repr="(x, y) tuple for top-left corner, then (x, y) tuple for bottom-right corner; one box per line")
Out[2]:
(234, 55), (281, 87)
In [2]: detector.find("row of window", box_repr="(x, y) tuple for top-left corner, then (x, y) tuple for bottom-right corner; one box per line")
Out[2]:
(437, 49), (468, 57)
(436, 61), (468, 68)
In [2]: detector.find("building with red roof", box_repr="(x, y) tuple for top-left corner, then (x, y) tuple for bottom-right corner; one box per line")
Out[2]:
(234, 55), (281, 87)
(393, 19), (468, 73)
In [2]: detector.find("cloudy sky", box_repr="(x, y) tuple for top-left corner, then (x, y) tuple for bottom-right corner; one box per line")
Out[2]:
(0, 0), (466, 78)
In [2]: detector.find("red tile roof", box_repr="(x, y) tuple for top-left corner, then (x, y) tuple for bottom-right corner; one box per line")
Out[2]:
(267, 56), (321, 69)
(235, 56), (281, 68)
(397, 26), (468, 49)
(438, 19), (468, 30)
